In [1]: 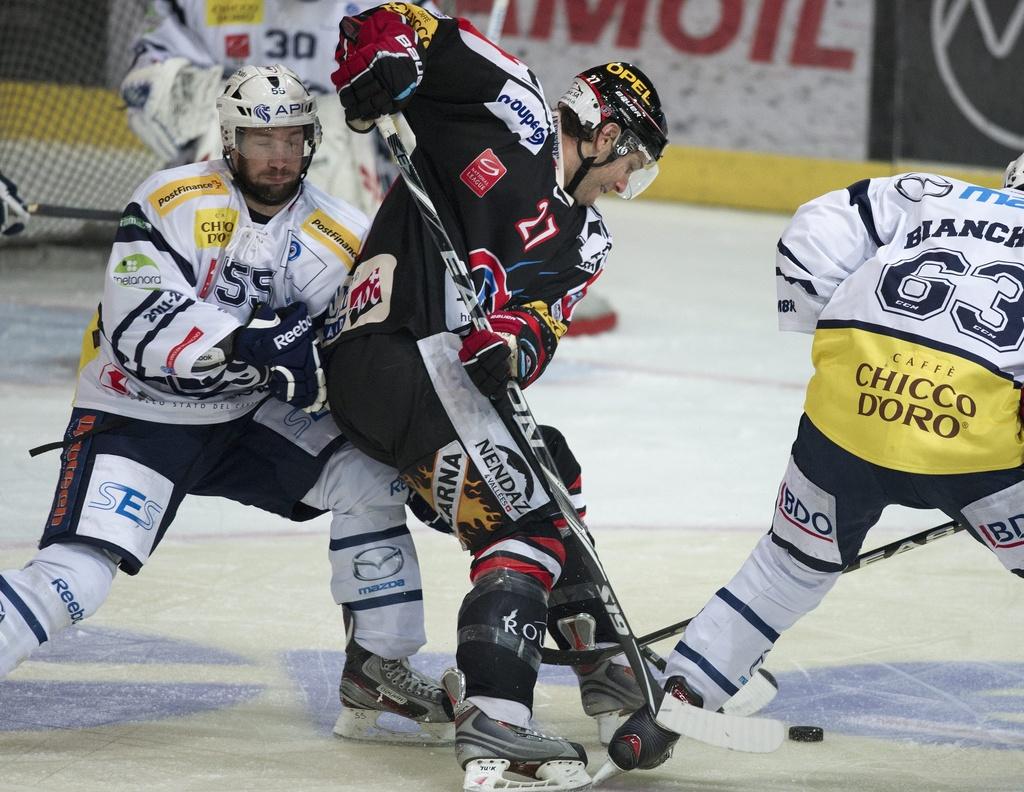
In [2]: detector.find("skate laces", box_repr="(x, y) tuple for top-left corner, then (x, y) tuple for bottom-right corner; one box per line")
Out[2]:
(381, 657), (442, 699)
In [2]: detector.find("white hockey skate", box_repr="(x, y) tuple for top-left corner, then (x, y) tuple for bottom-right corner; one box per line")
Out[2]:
(334, 639), (454, 745)
(443, 668), (592, 792)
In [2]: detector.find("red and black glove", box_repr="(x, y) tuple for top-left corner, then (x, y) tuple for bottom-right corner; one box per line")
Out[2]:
(332, 12), (423, 129)
(458, 309), (556, 398)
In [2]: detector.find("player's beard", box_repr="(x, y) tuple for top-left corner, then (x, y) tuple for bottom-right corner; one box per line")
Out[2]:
(237, 157), (302, 207)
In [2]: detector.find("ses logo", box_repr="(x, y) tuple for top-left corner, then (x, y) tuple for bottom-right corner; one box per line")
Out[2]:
(88, 482), (164, 530)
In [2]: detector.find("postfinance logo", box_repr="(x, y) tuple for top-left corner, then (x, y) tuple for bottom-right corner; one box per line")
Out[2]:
(194, 208), (238, 249)
(301, 210), (360, 269)
(112, 254), (162, 290)
(149, 174), (228, 216)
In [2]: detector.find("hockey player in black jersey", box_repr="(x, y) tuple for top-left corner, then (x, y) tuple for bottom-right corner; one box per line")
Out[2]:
(323, 4), (667, 790)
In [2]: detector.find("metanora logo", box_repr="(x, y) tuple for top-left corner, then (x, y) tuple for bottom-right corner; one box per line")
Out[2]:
(112, 254), (162, 290)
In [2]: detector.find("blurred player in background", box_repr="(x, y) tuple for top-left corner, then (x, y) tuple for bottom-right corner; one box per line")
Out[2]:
(0, 65), (453, 745)
(324, 2), (668, 787)
(603, 165), (1024, 775)
(119, 0), (438, 215)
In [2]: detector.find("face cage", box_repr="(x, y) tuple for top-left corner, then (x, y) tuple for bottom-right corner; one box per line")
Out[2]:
(232, 124), (317, 162)
(611, 127), (661, 200)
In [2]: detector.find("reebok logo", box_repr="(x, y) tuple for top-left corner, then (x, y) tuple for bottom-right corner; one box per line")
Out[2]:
(274, 315), (313, 350)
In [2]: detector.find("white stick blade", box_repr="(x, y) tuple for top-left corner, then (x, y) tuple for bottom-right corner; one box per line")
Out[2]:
(655, 694), (785, 753)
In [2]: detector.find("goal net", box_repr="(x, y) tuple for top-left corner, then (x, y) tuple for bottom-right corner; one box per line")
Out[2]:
(0, 0), (161, 243)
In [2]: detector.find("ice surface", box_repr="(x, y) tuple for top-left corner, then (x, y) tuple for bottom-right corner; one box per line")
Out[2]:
(1, 200), (1021, 791)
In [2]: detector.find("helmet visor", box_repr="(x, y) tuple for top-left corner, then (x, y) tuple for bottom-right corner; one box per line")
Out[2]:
(613, 129), (660, 200)
(235, 125), (315, 161)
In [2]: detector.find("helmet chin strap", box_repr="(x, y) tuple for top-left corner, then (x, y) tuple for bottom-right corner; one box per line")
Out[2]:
(565, 128), (620, 198)
(565, 139), (595, 197)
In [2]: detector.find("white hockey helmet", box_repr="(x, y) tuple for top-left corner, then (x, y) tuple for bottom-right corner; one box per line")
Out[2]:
(1004, 152), (1024, 191)
(216, 64), (322, 160)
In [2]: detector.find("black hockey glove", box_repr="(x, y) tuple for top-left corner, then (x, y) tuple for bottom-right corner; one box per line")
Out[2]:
(0, 172), (29, 236)
(331, 12), (422, 128)
(458, 326), (515, 398)
(233, 303), (326, 412)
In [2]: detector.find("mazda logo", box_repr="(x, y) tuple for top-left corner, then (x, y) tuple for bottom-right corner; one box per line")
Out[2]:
(352, 545), (404, 581)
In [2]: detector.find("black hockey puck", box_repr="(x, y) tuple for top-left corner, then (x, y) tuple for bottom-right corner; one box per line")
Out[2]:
(788, 725), (824, 742)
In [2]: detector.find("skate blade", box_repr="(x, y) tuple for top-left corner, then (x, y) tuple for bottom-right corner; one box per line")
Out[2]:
(462, 758), (591, 791)
(591, 761), (622, 787)
(333, 706), (454, 745)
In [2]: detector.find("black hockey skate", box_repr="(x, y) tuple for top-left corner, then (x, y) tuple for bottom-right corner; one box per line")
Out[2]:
(334, 638), (454, 745)
(443, 668), (592, 792)
(600, 676), (702, 778)
(557, 615), (645, 745)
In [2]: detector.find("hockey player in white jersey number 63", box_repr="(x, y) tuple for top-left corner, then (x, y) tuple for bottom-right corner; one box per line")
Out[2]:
(0, 64), (453, 745)
(605, 165), (1024, 775)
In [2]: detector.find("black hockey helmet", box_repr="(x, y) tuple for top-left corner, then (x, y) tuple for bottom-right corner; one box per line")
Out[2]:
(558, 62), (668, 198)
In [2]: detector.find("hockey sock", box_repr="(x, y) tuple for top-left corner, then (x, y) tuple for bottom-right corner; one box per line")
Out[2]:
(456, 569), (550, 713)
(665, 533), (839, 711)
(0, 542), (117, 677)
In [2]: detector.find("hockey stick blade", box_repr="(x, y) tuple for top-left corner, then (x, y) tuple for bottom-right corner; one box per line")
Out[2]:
(657, 692), (786, 753)
(720, 669), (778, 717)
(542, 519), (966, 667)
(27, 202), (121, 223)
(593, 686), (786, 785)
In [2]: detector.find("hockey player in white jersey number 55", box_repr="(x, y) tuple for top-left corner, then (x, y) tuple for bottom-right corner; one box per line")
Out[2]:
(0, 64), (453, 745)
(605, 165), (1024, 775)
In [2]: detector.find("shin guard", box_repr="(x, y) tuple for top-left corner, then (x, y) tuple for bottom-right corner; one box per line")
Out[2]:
(456, 569), (549, 711)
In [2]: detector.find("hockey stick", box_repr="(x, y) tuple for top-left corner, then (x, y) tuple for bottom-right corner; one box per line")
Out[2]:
(485, 0), (510, 42)
(375, 112), (664, 717)
(542, 519), (966, 667)
(27, 202), (121, 223)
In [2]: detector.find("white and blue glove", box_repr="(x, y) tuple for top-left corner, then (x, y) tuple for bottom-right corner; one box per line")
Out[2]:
(233, 303), (327, 412)
(0, 172), (29, 236)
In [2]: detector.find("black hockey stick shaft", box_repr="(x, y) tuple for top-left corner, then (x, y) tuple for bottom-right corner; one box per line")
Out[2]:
(27, 203), (121, 223)
(375, 113), (661, 717)
(542, 518), (966, 666)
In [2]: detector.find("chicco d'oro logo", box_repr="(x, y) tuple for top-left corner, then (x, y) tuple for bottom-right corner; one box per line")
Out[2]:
(254, 104), (271, 123)
(932, 0), (1024, 149)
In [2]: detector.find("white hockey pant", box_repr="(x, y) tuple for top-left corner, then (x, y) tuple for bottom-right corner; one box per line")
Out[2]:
(302, 443), (426, 659)
(664, 533), (840, 711)
(0, 542), (118, 677)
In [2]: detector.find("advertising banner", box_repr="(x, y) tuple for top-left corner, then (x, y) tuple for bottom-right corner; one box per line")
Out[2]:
(456, 0), (876, 159)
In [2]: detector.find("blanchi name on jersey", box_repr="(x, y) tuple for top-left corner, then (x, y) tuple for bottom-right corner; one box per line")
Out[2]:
(74, 159), (368, 425)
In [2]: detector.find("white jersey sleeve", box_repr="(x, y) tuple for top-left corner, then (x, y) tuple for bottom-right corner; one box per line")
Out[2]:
(776, 177), (908, 333)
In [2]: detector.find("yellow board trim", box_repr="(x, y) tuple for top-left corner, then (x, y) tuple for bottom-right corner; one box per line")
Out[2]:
(644, 146), (1004, 213)
(0, 82), (145, 150)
